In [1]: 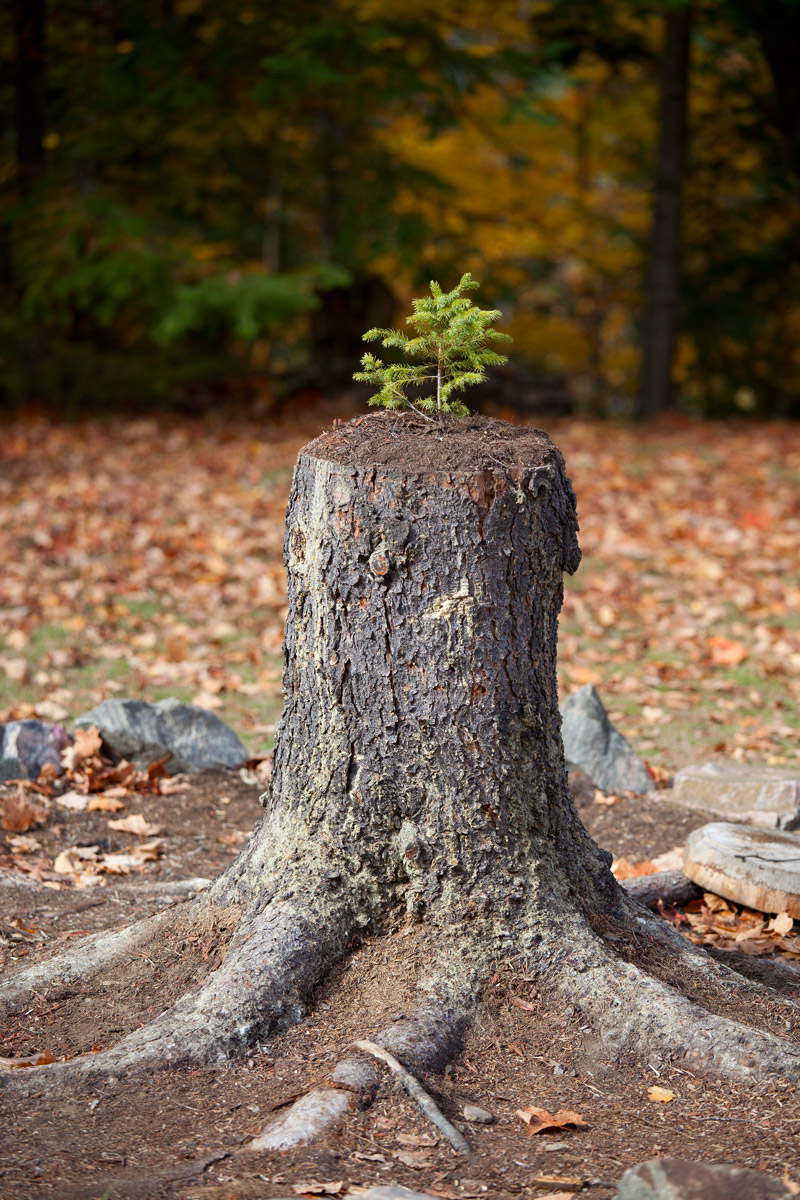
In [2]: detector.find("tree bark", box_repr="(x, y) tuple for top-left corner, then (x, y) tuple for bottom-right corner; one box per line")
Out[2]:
(2, 416), (799, 1098)
(637, 5), (692, 422)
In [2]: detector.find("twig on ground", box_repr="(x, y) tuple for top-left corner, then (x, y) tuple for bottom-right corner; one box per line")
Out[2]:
(352, 1037), (471, 1155)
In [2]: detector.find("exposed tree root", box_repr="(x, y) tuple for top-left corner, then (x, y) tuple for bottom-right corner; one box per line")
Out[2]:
(245, 993), (469, 1154)
(0, 900), (185, 1014)
(353, 1039), (471, 1153)
(0, 883), (360, 1092)
(539, 917), (800, 1087)
(619, 870), (701, 911)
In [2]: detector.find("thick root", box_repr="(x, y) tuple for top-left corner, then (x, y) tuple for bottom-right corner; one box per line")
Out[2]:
(0, 901), (186, 1015)
(545, 929), (800, 1086)
(0, 886), (359, 1090)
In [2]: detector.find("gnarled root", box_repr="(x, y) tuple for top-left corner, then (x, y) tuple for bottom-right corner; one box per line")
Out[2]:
(0, 882), (360, 1092)
(539, 914), (800, 1087)
(246, 994), (469, 1153)
(0, 901), (187, 1015)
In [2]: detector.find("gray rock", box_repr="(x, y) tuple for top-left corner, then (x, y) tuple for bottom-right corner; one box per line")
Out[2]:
(73, 698), (247, 776)
(362, 1189), (443, 1200)
(561, 684), (651, 795)
(462, 1103), (494, 1123)
(0, 719), (69, 782)
(672, 762), (800, 831)
(614, 1157), (791, 1200)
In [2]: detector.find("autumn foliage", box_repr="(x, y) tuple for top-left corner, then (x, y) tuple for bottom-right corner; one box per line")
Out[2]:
(2, 2), (800, 416)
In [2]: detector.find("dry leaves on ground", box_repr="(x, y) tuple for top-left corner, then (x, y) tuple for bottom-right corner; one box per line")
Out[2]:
(671, 893), (800, 959)
(647, 1086), (675, 1103)
(515, 1106), (588, 1134)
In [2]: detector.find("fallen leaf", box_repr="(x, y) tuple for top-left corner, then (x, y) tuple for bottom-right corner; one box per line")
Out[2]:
(1, 791), (49, 832)
(510, 995), (538, 1013)
(594, 789), (622, 807)
(87, 794), (126, 812)
(100, 839), (165, 873)
(7, 834), (41, 853)
(56, 790), (89, 812)
(351, 1151), (387, 1163)
(73, 725), (103, 760)
(769, 911), (794, 936)
(647, 1086), (675, 1103)
(515, 1106), (588, 1134)
(611, 856), (657, 880)
(0, 1050), (58, 1068)
(707, 636), (748, 667)
(107, 813), (162, 836)
(393, 1149), (434, 1168)
(290, 1183), (344, 1197)
(396, 1132), (438, 1147)
(650, 847), (685, 872)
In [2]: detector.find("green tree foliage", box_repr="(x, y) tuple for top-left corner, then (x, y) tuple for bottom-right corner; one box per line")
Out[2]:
(354, 274), (511, 418)
(1, 0), (799, 415)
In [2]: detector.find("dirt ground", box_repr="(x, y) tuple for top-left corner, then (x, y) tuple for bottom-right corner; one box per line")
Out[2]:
(1, 769), (799, 1200)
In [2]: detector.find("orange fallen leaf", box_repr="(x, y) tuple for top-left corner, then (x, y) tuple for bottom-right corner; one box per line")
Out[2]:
(1, 790), (49, 832)
(0, 1049), (58, 1068)
(647, 1086), (675, 1103)
(87, 794), (126, 812)
(107, 813), (162, 836)
(707, 636), (748, 667)
(515, 1106), (587, 1134)
(611, 856), (658, 880)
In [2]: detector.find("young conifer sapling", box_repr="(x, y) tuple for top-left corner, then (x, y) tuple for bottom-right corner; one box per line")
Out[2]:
(353, 273), (511, 419)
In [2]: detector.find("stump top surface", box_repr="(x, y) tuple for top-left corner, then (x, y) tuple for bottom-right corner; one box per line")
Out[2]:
(306, 412), (558, 474)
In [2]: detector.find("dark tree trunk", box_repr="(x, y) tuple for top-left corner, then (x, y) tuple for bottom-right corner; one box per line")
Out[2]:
(14, 0), (46, 194)
(2, 416), (798, 1106)
(637, 6), (692, 421)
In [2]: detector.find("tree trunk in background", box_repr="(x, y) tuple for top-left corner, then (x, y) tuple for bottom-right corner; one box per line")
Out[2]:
(14, 0), (46, 194)
(637, 5), (692, 421)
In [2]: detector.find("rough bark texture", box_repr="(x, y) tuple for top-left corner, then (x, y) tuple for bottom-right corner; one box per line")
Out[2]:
(2, 416), (798, 1095)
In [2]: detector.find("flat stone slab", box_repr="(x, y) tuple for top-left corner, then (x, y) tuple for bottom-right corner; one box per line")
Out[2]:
(561, 683), (651, 795)
(684, 822), (800, 917)
(614, 1156), (792, 1199)
(73, 698), (247, 776)
(671, 762), (800, 831)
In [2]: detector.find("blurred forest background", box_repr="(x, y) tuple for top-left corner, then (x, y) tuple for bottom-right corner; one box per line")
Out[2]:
(2, 0), (800, 420)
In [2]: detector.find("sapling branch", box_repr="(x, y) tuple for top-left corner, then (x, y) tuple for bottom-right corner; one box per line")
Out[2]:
(353, 273), (511, 419)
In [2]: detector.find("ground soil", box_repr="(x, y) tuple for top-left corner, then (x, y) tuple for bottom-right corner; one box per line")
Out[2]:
(307, 413), (556, 473)
(1, 769), (799, 1199)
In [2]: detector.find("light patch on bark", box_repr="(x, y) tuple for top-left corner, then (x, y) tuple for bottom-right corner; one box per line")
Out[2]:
(422, 578), (475, 623)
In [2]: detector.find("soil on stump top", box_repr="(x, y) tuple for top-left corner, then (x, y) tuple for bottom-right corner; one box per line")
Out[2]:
(306, 411), (558, 473)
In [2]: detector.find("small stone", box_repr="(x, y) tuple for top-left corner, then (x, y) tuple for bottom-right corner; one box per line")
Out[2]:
(362, 1189), (442, 1200)
(0, 719), (69, 782)
(73, 698), (247, 776)
(671, 762), (800, 830)
(462, 1104), (494, 1123)
(561, 684), (651, 795)
(614, 1157), (792, 1200)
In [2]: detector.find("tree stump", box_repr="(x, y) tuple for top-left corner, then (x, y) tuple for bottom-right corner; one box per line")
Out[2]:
(2, 414), (798, 1105)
